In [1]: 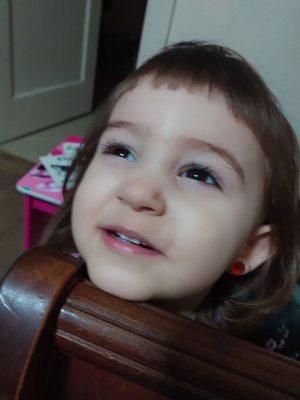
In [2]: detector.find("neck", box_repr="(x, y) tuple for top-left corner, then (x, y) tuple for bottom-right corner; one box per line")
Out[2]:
(151, 289), (210, 316)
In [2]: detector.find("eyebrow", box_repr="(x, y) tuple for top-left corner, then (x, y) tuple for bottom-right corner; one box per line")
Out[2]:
(104, 120), (245, 184)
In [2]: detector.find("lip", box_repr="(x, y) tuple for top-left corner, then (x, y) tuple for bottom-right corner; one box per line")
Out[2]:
(100, 228), (163, 257)
(103, 225), (159, 251)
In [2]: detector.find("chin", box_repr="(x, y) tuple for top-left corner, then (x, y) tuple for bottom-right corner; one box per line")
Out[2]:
(88, 274), (152, 302)
(101, 285), (151, 302)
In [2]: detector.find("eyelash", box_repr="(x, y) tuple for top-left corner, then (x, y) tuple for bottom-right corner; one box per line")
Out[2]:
(101, 140), (135, 161)
(100, 140), (221, 189)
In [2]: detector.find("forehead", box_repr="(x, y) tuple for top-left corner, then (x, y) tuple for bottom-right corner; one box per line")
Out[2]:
(110, 80), (243, 141)
(109, 80), (266, 169)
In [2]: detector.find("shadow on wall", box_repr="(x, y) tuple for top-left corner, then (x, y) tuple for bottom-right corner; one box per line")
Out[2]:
(93, 0), (147, 108)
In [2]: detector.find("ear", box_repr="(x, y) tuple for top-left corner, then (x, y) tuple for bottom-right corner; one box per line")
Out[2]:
(236, 225), (277, 275)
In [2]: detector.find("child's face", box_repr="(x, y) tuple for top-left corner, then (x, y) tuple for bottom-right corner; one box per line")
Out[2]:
(71, 79), (266, 311)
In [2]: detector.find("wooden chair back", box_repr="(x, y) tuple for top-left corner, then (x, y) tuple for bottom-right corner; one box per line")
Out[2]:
(0, 247), (299, 399)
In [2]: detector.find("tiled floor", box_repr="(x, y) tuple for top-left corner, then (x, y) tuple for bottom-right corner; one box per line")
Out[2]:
(0, 105), (103, 280)
(0, 150), (33, 280)
(0, 104), (104, 162)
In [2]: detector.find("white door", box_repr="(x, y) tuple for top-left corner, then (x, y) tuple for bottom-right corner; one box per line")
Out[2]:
(0, 0), (102, 142)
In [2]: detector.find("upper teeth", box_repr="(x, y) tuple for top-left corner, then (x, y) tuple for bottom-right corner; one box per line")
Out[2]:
(116, 232), (144, 245)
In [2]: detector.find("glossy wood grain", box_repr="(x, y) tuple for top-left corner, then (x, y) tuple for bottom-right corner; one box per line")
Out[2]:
(0, 247), (299, 399)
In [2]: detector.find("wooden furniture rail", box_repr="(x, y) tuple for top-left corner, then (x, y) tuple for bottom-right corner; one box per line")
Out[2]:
(0, 247), (299, 400)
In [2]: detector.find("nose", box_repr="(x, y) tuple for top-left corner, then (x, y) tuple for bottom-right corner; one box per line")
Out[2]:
(116, 174), (166, 215)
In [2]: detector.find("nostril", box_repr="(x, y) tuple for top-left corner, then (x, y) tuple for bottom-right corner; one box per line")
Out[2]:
(116, 187), (166, 215)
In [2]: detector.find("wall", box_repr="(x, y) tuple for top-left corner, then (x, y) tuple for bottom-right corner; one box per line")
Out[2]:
(137, 0), (300, 139)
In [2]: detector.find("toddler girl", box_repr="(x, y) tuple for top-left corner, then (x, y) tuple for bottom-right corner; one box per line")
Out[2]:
(40, 41), (299, 354)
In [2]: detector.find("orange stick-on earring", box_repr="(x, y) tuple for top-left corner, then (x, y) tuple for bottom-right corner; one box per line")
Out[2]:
(228, 261), (246, 276)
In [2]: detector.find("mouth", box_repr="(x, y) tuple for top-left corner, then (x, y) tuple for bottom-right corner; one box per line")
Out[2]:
(107, 230), (154, 249)
(100, 228), (163, 257)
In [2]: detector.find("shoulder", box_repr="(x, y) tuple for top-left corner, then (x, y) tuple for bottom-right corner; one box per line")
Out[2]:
(248, 285), (300, 361)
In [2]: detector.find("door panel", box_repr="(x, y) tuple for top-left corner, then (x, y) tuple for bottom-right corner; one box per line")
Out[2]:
(0, 0), (102, 142)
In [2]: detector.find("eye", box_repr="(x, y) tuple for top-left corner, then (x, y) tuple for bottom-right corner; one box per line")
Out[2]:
(180, 163), (220, 188)
(100, 141), (135, 161)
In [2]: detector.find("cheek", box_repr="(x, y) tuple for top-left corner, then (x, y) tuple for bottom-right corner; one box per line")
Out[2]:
(172, 201), (249, 270)
(71, 167), (121, 243)
(73, 168), (115, 216)
(71, 185), (89, 252)
(71, 183), (97, 241)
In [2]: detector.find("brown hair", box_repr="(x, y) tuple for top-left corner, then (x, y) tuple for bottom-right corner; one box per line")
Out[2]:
(39, 41), (300, 335)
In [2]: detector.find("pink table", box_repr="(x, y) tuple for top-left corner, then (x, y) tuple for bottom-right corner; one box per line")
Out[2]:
(16, 136), (84, 249)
